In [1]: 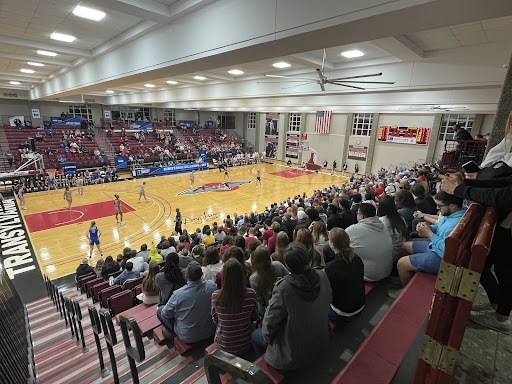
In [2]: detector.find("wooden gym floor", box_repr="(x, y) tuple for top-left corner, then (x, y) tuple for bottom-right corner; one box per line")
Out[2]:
(20, 162), (346, 279)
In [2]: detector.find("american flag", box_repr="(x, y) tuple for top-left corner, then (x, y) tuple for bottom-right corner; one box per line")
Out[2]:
(314, 111), (332, 134)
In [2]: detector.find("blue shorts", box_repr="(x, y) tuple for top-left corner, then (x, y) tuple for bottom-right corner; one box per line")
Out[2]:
(257, 177), (261, 181)
(409, 241), (441, 274)
(89, 239), (100, 246)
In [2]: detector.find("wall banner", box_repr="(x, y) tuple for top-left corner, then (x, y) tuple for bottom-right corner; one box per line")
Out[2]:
(348, 145), (368, 160)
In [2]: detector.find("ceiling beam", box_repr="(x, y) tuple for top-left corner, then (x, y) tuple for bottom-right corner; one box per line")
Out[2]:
(92, 21), (158, 57)
(0, 35), (90, 58)
(0, 74), (44, 83)
(0, 52), (73, 67)
(86, 0), (171, 24)
(371, 36), (424, 61)
(168, 0), (217, 19)
(291, 53), (335, 69)
(0, 72), (47, 80)
(194, 71), (235, 81)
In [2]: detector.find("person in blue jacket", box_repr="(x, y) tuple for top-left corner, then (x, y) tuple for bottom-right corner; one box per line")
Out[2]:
(397, 191), (466, 286)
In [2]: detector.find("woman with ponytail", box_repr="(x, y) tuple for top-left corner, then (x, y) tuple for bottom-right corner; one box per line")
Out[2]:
(325, 227), (365, 322)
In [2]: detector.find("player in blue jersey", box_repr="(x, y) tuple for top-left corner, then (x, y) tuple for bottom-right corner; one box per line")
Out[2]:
(223, 165), (229, 181)
(256, 170), (262, 188)
(86, 221), (103, 258)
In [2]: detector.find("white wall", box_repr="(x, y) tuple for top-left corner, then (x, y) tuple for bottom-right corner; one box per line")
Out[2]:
(347, 135), (371, 173)
(302, 113), (348, 167)
(0, 99), (30, 121)
(370, 114), (435, 173)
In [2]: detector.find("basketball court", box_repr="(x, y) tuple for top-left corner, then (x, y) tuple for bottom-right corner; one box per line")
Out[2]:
(20, 163), (345, 279)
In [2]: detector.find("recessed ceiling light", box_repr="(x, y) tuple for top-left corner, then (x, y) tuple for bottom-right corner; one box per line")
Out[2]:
(37, 50), (57, 57)
(272, 62), (291, 69)
(228, 69), (244, 75)
(194, 76), (207, 80)
(341, 49), (364, 58)
(166, 80), (179, 85)
(106, 90), (114, 93)
(50, 32), (76, 43)
(72, 5), (106, 21)
(27, 62), (44, 67)
(20, 69), (35, 73)
(144, 83), (155, 88)
(9, 81), (21, 85)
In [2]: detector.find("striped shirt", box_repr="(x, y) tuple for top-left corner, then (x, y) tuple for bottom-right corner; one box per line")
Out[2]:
(211, 288), (258, 356)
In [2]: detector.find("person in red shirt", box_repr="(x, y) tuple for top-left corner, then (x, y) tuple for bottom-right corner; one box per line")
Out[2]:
(266, 222), (281, 255)
(262, 219), (274, 246)
(374, 182), (385, 198)
(245, 227), (260, 248)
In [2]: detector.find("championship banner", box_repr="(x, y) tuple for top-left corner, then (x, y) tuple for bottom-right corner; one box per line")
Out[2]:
(129, 121), (152, 131)
(51, 117), (82, 126)
(60, 162), (77, 175)
(286, 134), (300, 159)
(265, 113), (280, 159)
(348, 145), (368, 160)
(133, 162), (209, 177)
(9, 116), (25, 127)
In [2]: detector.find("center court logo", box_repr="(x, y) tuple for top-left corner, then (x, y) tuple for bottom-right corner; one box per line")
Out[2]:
(177, 180), (252, 195)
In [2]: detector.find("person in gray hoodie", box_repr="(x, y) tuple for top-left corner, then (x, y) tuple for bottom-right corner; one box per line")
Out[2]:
(345, 202), (393, 282)
(251, 242), (331, 370)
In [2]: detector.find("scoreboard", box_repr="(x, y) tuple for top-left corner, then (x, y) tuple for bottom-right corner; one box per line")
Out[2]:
(378, 126), (430, 145)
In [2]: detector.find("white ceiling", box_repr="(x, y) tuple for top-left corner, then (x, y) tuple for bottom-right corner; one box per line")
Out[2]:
(0, 0), (512, 114)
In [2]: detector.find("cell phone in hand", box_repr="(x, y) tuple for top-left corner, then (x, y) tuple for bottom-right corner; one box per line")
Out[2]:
(432, 164), (447, 175)
(462, 161), (480, 174)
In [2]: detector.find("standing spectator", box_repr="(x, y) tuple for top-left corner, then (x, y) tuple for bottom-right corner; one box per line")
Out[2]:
(326, 204), (344, 230)
(211, 259), (259, 356)
(311, 221), (328, 265)
(295, 228), (321, 267)
(251, 243), (330, 370)
(157, 261), (217, 341)
(271, 232), (289, 266)
(266, 222), (280, 254)
(175, 208), (183, 235)
(326, 228), (365, 322)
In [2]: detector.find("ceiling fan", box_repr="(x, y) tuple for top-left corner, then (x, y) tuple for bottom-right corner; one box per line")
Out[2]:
(398, 105), (469, 112)
(258, 49), (395, 91)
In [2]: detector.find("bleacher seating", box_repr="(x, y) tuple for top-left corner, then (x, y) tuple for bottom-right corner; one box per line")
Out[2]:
(2, 125), (109, 169)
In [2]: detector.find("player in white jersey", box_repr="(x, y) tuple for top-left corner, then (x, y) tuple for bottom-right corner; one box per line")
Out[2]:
(190, 170), (195, 188)
(114, 194), (125, 225)
(138, 181), (149, 203)
(76, 174), (84, 196)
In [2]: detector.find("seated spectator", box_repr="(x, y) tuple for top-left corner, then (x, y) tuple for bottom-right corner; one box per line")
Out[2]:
(251, 243), (330, 370)
(76, 257), (94, 280)
(250, 245), (289, 314)
(113, 262), (140, 288)
(202, 246), (223, 281)
(178, 248), (194, 269)
(377, 195), (408, 264)
(244, 227), (260, 248)
(410, 183), (437, 215)
(396, 192), (467, 287)
(202, 229), (216, 246)
(295, 228), (322, 267)
(311, 221), (328, 265)
(394, 189), (417, 232)
(141, 261), (160, 305)
(127, 249), (148, 273)
(326, 204), (344, 230)
(214, 227), (226, 242)
(156, 261), (217, 341)
(345, 203), (393, 282)
(101, 256), (120, 280)
(156, 253), (186, 305)
(339, 199), (357, 229)
(190, 245), (204, 266)
(271, 232), (289, 266)
(215, 246), (252, 289)
(211, 259), (259, 356)
(94, 258), (104, 277)
(137, 244), (150, 262)
(160, 240), (176, 258)
(296, 210), (311, 228)
(326, 228), (365, 321)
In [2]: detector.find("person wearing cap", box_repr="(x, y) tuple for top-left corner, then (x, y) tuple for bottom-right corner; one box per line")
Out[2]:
(156, 261), (217, 342)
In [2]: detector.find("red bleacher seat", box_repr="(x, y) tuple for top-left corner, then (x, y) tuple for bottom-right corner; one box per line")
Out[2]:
(80, 274), (98, 293)
(174, 337), (193, 355)
(108, 290), (133, 315)
(254, 355), (285, 384)
(84, 277), (103, 297)
(107, 270), (122, 280)
(124, 276), (143, 291)
(90, 281), (110, 302)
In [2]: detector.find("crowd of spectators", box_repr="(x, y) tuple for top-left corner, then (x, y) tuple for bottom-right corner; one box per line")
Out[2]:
(75, 161), (483, 369)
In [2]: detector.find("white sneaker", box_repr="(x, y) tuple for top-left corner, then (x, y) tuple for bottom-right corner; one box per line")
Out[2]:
(120, 222), (125, 226)
(387, 288), (403, 299)
(21, 206), (27, 210)
(138, 201), (141, 204)
(146, 200), (150, 203)
(469, 311), (511, 334)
